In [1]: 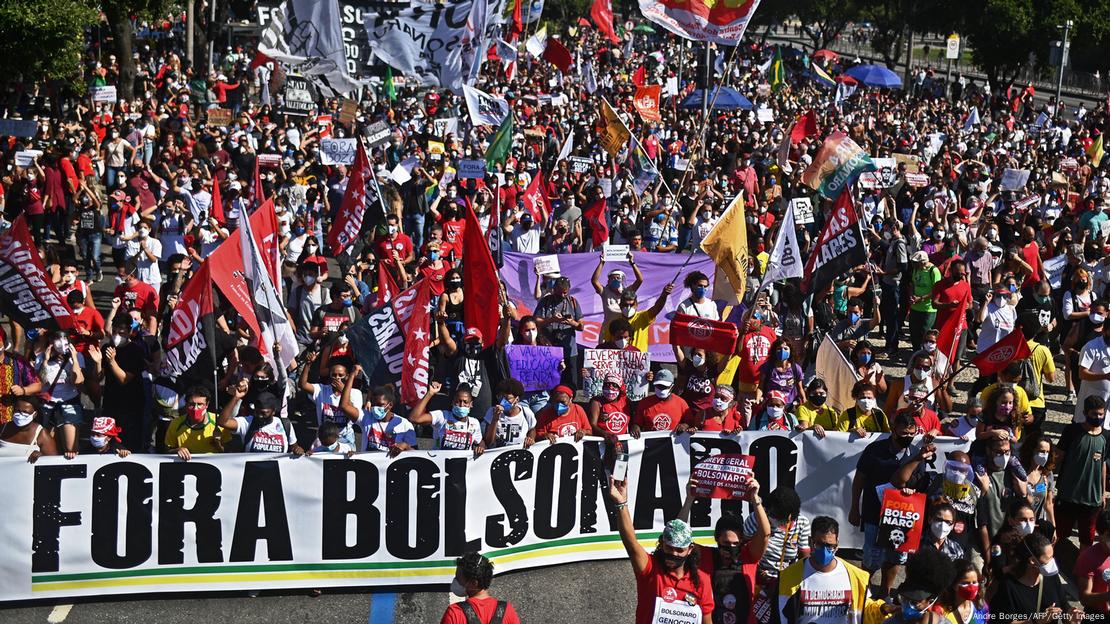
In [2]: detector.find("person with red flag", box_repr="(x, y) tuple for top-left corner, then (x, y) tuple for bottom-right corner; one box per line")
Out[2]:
(931, 259), (972, 381)
(972, 327), (1031, 377)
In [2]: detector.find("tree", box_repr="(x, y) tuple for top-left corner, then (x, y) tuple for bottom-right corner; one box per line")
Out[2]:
(0, 0), (98, 89)
(102, 0), (171, 100)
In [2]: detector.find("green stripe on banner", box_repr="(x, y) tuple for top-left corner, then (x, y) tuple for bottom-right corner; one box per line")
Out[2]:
(32, 529), (715, 584)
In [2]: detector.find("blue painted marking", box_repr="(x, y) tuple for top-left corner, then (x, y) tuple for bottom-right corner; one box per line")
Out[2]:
(368, 592), (397, 624)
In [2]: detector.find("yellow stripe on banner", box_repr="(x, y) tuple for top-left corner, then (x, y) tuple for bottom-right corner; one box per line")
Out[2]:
(32, 566), (455, 593)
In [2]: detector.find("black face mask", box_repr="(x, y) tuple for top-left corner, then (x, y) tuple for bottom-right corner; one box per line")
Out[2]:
(895, 434), (915, 448)
(662, 553), (687, 570)
(810, 394), (827, 406)
(464, 342), (482, 358)
(720, 544), (742, 560)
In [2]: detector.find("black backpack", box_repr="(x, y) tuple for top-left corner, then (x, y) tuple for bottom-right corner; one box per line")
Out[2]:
(457, 600), (509, 624)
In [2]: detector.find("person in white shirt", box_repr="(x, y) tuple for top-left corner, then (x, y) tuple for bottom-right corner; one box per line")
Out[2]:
(483, 379), (537, 449)
(218, 390), (303, 454)
(129, 220), (162, 287)
(1076, 322), (1110, 423)
(410, 381), (485, 456)
(299, 355), (361, 448)
(339, 368), (417, 456)
(505, 211), (541, 253)
(676, 271), (719, 320)
(977, 285), (1017, 353)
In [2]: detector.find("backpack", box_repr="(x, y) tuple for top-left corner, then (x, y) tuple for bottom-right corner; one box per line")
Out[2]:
(457, 600), (508, 624)
(1019, 354), (1041, 401)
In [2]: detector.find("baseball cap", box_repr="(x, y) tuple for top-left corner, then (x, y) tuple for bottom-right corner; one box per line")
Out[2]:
(661, 519), (693, 548)
(653, 369), (675, 387)
(911, 250), (929, 263)
(464, 327), (483, 343)
(91, 417), (122, 441)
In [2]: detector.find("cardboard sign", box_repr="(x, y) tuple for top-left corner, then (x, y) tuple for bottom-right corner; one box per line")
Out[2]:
(533, 254), (561, 276)
(257, 153), (282, 169)
(427, 140), (445, 161)
(791, 197), (815, 225)
(458, 159), (487, 180)
(904, 172), (930, 187)
(599, 178), (612, 198)
(319, 138), (357, 165)
(91, 86), (117, 103)
(1043, 254), (1065, 289)
(365, 121), (391, 147)
(603, 244), (630, 262)
(207, 108), (232, 127)
(1013, 195), (1040, 212)
(390, 163), (413, 185)
(859, 157), (898, 189)
(893, 153), (923, 173)
(691, 454), (755, 499)
(0, 119), (38, 138)
(756, 107), (774, 123)
(877, 489), (926, 553)
(1000, 168), (1031, 191)
(506, 345), (564, 392)
(568, 157), (593, 174)
(582, 349), (651, 401)
(338, 98), (358, 127)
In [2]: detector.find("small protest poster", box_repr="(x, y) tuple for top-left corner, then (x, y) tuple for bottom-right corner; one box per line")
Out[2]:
(365, 121), (391, 147)
(603, 244), (630, 262)
(1013, 195), (1040, 212)
(207, 108), (232, 127)
(599, 178), (612, 197)
(790, 197), (815, 224)
(877, 489), (926, 553)
(432, 117), (458, 137)
(859, 157), (897, 189)
(257, 153), (282, 169)
(279, 76), (315, 116)
(14, 150), (42, 168)
(904, 172), (930, 187)
(338, 98), (358, 127)
(91, 86), (117, 103)
(319, 138), (357, 165)
(506, 345), (564, 392)
(1000, 168), (1031, 191)
(458, 159), (487, 179)
(1043, 255), (1066, 291)
(582, 349), (651, 401)
(893, 153), (923, 173)
(427, 140), (445, 161)
(533, 254), (561, 276)
(390, 163), (413, 185)
(568, 156), (593, 174)
(692, 454), (755, 499)
(1060, 157), (1078, 172)
(756, 107), (774, 123)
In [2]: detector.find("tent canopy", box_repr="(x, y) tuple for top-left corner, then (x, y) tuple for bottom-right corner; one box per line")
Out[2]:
(844, 64), (903, 88)
(680, 87), (754, 111)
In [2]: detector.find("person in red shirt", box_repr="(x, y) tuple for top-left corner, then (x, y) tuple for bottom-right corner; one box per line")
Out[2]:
(898, 383), (943, 437)
(691, 384), (743, 433)
(931, 258), (971, 329)
(1075, 511), (1110, 615)
(1018, 225), (1045, 288)
(634, 369), (694, 435)
(57, 261), (93, 308)
(417, 241), (452, 297)
(432, 197), (467, 259)
(533, 386), (590, 441)
(66, 291), (105, 353)
(440, 553), (521, 624)
(113, 259), (159, 333)
(609, 477), (715, 624)
(375, 213), (415, 269)
(588, 374), (632, 439)
(736, 311), (778, 427)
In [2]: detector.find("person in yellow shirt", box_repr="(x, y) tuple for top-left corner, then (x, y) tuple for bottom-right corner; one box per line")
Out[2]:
(978, 361), (1034, 440)
(1021, 317), (1057, 434)
(164, 386), (233, 460)
(606, 284), (674, 352)
(797, 378), (839, 436)
(836, 382), (890, 435)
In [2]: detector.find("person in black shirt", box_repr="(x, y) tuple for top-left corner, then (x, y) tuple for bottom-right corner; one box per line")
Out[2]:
(989, 533), (1083, 621)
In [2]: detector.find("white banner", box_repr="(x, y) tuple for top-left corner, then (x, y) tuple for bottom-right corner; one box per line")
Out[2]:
(258, 0), (362, 98)
(759, 201), (803, 291)
(0, 432), (968, 602)
(638, 0), (763, 44)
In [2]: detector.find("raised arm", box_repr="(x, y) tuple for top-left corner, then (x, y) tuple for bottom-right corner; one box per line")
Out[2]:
(408, 380), (442, 426)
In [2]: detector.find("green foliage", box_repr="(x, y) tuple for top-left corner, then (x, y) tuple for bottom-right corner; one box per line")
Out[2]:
(0, 0), (98, 86)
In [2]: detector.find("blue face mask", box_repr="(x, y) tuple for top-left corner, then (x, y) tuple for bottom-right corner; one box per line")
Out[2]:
(342, 297), (353, 307)
(849, 312), (861, 324)
(555, 402), (569, 415)
(811, 545), (836, 567)
(608, 279), (622, 290)
(901, 599), (932, 622)
(429, 251), (440, 261)
(294, 226), (306, 236)
(1008, 283), (1018, 293)
(860, 352), (872, 364)
(370, 405), (388, 421)
(779, 348), (790, 361)
(692, 286), (707, 299)
(452, 405), (471, 418)
(498, 397), (513, 412)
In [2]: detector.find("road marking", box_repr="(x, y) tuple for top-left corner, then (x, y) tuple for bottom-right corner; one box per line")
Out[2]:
(47, 604), (73, 623)
(368, 592), (396, 624)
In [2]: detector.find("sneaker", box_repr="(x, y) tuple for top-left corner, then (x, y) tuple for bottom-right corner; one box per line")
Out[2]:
(1067, 391), (1077, 404)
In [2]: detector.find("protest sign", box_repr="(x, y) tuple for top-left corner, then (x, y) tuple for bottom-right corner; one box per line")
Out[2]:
(91, 86), (117, 103)
(432, 117), (458, 137)
(790, 197), (815, 225)
(569, 156), (593, 174)
(365, 121), (391, 147)
(427, 140), (445, 161)
(319, 138), (358, 165)
(0, 432), (970, 601)
(533, 254), (561, 276)
(279, 76), (315, 115)
(877, 488), (926, 553)
(1060, 157), (1078, 172)
(207, 108), (233, 127)
(756, 107), (774, 123)
(583, 349), (651, 401)
(691, 454), (755, 499)
(14, 150), (42, 168)
(1013, 195), (1040, 212)
(506, 345), (564, 391)
(257, 153), (282, 168)
(0, 118), (38, 138)
(599, 178), (612, 197)
(603, 244), (631, 262)
(1000, 168), (1031, 191)
(458, 159), (488, 180)
(859, 157), (898, 188)
(390, 163), (413, 185)
(338, 99), (358, 127)
(893, 153), (923, 172)
(669, 314), (739, 354)
(904, 172), (930, 187)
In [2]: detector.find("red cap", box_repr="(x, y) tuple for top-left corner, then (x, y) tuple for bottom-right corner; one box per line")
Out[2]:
(767, 390), (789, 405)
(464, 327), (483, 342)
(91, 416), (122, 441)
(553, 385), (574, 398)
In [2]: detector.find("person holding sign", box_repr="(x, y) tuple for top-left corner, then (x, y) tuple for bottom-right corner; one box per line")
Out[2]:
(592, 251), (644, 331)
(608, 476), (715, 624)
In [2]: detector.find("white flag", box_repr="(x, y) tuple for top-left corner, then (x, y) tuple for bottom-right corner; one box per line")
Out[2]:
(557, 131), (574, 162)
(239, 204), (298, 371)
(495, 38), (518, 63)
(525, 0), (546, 23)
(463, 0), (493, 84)
(462, 84), (510, 127)
(258, 0), (363, 98)
(526, 26), (548, 57)
(962, 107), (980, 133)
(758, 201), (803, 291)
(582, 60), (598, 94)
(815, 335), (856, 412)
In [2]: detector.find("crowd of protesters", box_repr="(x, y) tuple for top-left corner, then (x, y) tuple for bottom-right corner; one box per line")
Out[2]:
(4, 6), (1110, 623)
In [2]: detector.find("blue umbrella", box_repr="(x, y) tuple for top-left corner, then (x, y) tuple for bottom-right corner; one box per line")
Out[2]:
(844, 64), (903, 88)
(680, 87), (754, 111)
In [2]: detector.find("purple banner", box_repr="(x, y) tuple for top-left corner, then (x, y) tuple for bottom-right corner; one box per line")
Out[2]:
(499, 251), (719, 363)
(506, 345), (565, 391)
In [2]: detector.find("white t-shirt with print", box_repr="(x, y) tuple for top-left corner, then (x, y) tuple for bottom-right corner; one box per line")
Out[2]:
(1077, 336), (1110, 423)
(359, 413), (418, 452)
(234, 416), (298, 453)
(430, 410), (483, 450)
(779, 559), (853, 624)
(482, 404), (537, 448)
(312, 383), (361, 444)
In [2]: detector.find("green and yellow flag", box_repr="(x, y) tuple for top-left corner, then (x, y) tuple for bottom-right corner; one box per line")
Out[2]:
(385, 66), (397, 101)
(700, 193), (749, 304)
(770, 47), (785, 92)
(1089, 133), (1104, 167)
(485, 113), (513, 168)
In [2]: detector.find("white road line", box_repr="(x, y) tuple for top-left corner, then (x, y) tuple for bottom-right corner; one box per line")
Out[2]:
(47, 604), (73, 623)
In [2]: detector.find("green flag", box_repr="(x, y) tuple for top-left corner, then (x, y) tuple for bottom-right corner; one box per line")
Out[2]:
(385, 66), (396, 101)
(770, 47), (785, 92)
(485, 114), (513, 168)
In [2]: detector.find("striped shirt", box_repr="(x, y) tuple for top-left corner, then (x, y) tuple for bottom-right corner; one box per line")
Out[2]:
(744, 514), (811, 579)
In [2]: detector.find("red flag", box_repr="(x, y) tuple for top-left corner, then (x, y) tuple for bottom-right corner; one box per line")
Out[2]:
(972, 328), (1031, 376)
(583, 198), (609, 247)
(577, 17), (591, 27)
(376, 261), (400, 309)
(165, 262), (215, 350)
(633, 85), (662, 122)
(209, 232), (264, 353)
(668, 314), (739, 354)
(252, 199), (282, 294)
(326, 139), (371, 255)
(521, 172), (552, 224)
(511, 0), (523, 38)
(590, 0), (620, 45)
(0, 215), (74, 330)
(209, 178), (225, 224)
(542, 37), (573, 73)
(398, 279), (433, 406)
(251, 157), (266, 206)
(790, 110), (819, 143)
(632, 66), (646, 88)
(935, 297), (969, 376)
(249, 50), (272, 71)
(462, 204), (501, 348)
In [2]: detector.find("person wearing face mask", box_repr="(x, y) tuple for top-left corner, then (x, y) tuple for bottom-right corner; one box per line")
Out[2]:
(56, 261), (92, 308)
(634, 369), (694, 436)
(164, 386), (232, 461)
(34, 331), (85, 459)
(1075, 306), (1110, 421)
(693, 384), (744, 434)
(482, 378), (537, 449)
(836, 381), (890, 436)
(534, 276), (584, 388)
(592, 253), (644, 330)
(375, 213), (414, 270)
(975, 283), (1018, 366)
(676, 476), (770, 624)
(851, 340), (888, 396)
(289, 255), (329, 346)
(829, 298), (879, 355)
(299, 352), (361, 448)
(81, 416), (131, 458)
(676, 271), (720, 320)
(533, 385), (591, 443)
(608, 475), (715, 624)
(677, 348), (720, 414)
(759, 338), (806, 408)
(734, 308), (778, 427)
(0, 397), (58, 461)
(778, 515), (892, 623)
(797, 378), (838, 438)
(1018, 432), (1056, 529)
(340, 374), (416, 456)
(749, 390), (798, 431)
(920, 503), (965, 562)
(880, 218), (910, 352)
(588, 374), (632, 439)
(990, 533), (1082, 622)
(419, 241), (452, 297)
(410, 382), (486, 456)
(67, 285), (107, 353)
(308, 421), (355, 456)
(937, 559), (988, 624)
(219, 385), (303, 455)
(127, 218), (162, 287)
(440, 552), (522, 624)
(101, 314), (149, 451)
(1055, 395), (1110, 549)
(1074, 509), (1110, 615)
(909, 251), (943, 352)
(604, 284), (674, 351)
(310, 282), (361, 342)
(1017, 226), (1046, 288)
(886, 549), (955, 624)
(112, 259), (160, 334)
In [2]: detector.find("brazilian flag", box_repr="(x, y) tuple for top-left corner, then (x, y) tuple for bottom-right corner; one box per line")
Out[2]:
(770, 47), (785, 92)
(485, 114), (513, 169)
(385, 66), (396, 101)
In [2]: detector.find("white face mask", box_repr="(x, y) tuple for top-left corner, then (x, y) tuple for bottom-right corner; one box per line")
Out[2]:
(691, 355), (705, 367)
(522, 329), (538, 342)
(622, 307), (636, 318)
(1092, 313), (1107, 324)
(12, 411), (35, 427)
(654, 386), (672, 400)
(1039, 558), (1059, 576)
(303, 274), (317, 286)
(614, 338), (629, 349)
(111, 334), (125, 347)
(857, 397), (876, 411)
(1017, 520), (1036, 536)
(930, 520), (953, 540)
(993, 453), (1011, 470)
(922, 342), (937, 353)
(713, 397), (731, 412)
(767, 406), (785, 419)
(90, 435), (109, 449)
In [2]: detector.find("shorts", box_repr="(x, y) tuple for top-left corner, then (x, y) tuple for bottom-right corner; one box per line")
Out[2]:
(862, 523), (908, 570)
(46, 401), (84, 427)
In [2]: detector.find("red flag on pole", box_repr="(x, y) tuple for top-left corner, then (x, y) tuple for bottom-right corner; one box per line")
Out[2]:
(326, 139), (371, 256)
(398, 279), (433, 406)
(632, 66), (647, 88)
(511, 0), (524, 38)
(462, 204), (501, 348)
(971, 328), (1031, 376)
(791, 110), (820, 143)
(521, 172), (552, 224)
(542, 37), (573, 73)
(934, 297), (968, 376)
(251, 157), (266, 206)
(583, 198), (609, 247)
(668, 314), (739, 354)
(375, 261), (400, 309)
(0, 215), (74, 330)
(209, 178), (225, 224)
(590, 0), (620, 45)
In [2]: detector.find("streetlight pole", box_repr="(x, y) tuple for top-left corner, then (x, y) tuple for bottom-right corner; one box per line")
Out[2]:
(1055, 19), (1073, 119)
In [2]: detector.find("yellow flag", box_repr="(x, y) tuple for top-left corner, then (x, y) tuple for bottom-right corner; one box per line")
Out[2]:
(1089, 134), (1104, 168)
(700, 193), (749, 303)
(600, 100), (631, 156)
